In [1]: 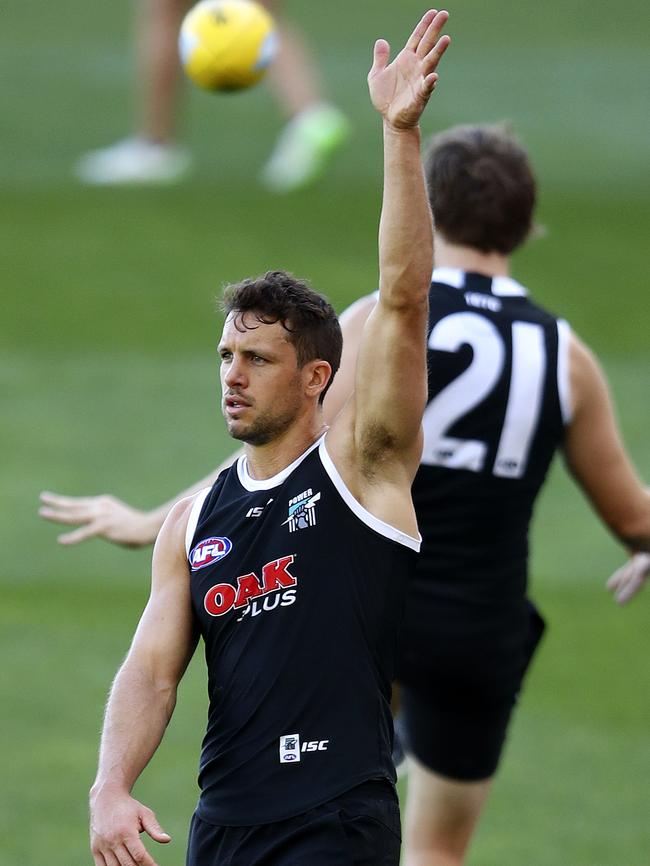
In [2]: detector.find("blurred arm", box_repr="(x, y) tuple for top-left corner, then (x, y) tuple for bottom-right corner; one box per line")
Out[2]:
(89, 496), (198, 866)
(563, 334), (650, 602)
(39, 447), (243, 548)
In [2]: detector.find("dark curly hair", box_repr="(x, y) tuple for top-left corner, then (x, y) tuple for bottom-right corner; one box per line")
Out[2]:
(221, 270), (343, 402)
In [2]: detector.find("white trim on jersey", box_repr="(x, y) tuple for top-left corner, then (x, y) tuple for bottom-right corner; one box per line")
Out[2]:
(556, 318), (573, 425)
(432, 266), (465, 288)
(491, 275), (528, 297)
(185, 487), (212, 557)
(318, 439), (421, 552)
(431, 267), (528, 297)
(236, 435), (324, 492)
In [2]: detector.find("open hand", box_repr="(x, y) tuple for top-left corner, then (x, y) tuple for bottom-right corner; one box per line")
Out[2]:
(368, 9), (451, 129)
(606, 552), (650, 605)
(39, 490), (157, 547)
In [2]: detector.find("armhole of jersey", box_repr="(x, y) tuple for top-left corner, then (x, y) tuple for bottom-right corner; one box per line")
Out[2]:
(318, 440), (421, 552)
(184, 487), (212, 557)
(557, 319), (573, 426)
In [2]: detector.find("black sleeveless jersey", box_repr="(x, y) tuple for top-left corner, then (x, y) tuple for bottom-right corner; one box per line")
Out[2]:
(409, 268), (571, 617)
(185, 435), (419, 826)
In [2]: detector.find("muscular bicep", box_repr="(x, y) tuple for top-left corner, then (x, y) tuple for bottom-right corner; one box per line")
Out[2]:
(563, 336), (650, 548)
(126, 498), (199, 685)
(351, 295), (428, 458)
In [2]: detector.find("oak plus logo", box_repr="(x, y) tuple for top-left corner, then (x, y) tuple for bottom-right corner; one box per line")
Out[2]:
(204, 554), (298, 619)
(189, 537), (232, 571)
(282, 488), (321, 533)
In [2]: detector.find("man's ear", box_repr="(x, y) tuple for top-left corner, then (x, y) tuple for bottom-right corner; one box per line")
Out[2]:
(303, 360), (333, 400)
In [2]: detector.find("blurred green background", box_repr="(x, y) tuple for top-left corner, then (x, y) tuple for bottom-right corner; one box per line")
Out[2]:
(1, 1), (648, 864)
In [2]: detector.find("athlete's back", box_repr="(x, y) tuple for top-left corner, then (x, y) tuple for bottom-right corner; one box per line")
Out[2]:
(413, 267), (570, 607)
(397, 267), (571, 783)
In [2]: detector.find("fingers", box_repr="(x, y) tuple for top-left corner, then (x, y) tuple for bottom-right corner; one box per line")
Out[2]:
(39, 504), (94, 526)
(422, 32), (452, 73)
(420, 72), (440, 101)
(414, 9), (449, 59)
(405, 9), (439, 53)
(39, 491), (102, 526)
(369, 38), (391, 77)
(38, 491), (129, 545)
(123, 839), (159, 866)
(118, 841), (150, 866)
(140, 809), (171, 844)
(101, 850), (121, 866)
(95, 840), (157, 866)
(606, 553), (650, 605)
(40, 491), (99, 509)
(114, 846), (137, 866)
(57, 523), (104, 546)
(38, 495), (104, 545)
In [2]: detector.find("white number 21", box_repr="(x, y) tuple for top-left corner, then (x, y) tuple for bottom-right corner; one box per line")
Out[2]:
(421, 312), (546, 478)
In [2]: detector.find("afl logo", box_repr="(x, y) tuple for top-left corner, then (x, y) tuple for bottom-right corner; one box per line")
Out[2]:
(190, 537), (232, 571)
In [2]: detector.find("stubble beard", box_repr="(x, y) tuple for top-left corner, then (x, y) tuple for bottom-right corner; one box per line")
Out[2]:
(225, 395), (303, 447)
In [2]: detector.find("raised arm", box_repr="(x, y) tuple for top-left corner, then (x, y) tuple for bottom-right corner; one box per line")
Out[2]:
(356, 11), (448, 454)
(327, 11), (449, 532)
(89, 496), (198, 866)
(563, 333), (650, 603)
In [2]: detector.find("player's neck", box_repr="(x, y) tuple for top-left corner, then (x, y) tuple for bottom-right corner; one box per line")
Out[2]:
(243, 415), (328, 481)
(434, 237), (510, 277)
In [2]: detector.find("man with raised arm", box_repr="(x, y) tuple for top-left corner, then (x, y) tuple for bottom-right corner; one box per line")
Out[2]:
(87, 11), (450, 866)
(62, 124), (650, 866)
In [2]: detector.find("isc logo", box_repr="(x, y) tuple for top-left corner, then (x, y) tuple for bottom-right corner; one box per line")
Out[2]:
(279, 734), (329, 763)
(302, 740), (329, 752)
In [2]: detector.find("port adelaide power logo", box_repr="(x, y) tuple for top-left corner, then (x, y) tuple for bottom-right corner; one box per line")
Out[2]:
(282, 488), (321, 533)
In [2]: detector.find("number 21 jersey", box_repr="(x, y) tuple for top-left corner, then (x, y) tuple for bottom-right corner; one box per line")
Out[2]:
(411, 268), (572, 606)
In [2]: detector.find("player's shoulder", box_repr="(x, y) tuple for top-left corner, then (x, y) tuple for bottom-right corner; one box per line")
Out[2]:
(157, 490), (211, 558)
(430, 267), (563, 325)
(568, 331), (607, 390)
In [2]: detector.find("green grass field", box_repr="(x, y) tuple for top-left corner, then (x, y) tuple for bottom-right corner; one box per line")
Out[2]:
(2, 1), (649, 863)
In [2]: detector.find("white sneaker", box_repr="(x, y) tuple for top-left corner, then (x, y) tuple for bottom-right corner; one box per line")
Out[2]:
(260, 103), (350, 193)
(75, 138), (191, 186)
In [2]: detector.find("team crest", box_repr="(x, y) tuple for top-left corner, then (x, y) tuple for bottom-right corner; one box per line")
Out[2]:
(282, 488), (321, 533)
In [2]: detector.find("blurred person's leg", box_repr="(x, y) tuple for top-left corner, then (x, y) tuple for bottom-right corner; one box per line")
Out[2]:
(136, 0), (189, 144)
(75, 0), (191, 185)
(76, 0), (348, 188)
(402, 758), (492, 866)
(259, 2), (349, 192)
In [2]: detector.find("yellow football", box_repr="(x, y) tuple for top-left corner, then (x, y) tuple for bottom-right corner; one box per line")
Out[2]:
(179, 0), (278, 92)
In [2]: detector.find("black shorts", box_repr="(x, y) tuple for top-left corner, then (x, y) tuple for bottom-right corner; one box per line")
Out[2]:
(186, 780), (401, 866)
(397, 600), (545, 781)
